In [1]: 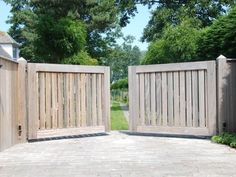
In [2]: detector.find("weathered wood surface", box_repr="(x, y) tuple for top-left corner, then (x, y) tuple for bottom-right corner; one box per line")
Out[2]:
(217, 56), (236, 133)
(0, 57), (27, 151)
(129, 61), (217, 136)
(27, 63), (110, 140)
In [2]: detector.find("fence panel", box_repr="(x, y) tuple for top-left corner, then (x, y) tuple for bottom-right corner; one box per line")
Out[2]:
(27, 63), (110, 140)
(129, 61), (217, 136)
(217, 57), (236, 133)
(0, 57), (27, 151)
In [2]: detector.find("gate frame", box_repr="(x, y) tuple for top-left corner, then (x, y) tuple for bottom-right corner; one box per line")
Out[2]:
(129, 61), (217, 136)
(27, 63), (110, 140)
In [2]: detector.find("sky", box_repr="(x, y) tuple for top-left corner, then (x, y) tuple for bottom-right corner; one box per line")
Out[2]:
(0, 2), (153, 51)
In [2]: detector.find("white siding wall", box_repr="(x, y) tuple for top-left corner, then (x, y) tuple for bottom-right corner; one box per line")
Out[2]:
(1, 44), (13, 58)
(0, 44), (19, 60)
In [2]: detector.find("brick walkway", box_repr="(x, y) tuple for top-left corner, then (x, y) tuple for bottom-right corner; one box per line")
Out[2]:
(0, 131), (236, 177)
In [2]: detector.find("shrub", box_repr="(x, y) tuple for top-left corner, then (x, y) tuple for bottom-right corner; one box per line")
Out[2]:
(111, 78), (128, 90)
(211, 132), (236, 148)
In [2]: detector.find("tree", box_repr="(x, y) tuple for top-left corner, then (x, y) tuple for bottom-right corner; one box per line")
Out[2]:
(141, 0), (236, 42)
(197, 6), (236, 59)
(34, 15), (87, 63)
(102, 36), (141, 82)
(3, 0), (122, 63)
(115, 0), (235, 42)
(142, 17), (201, 64)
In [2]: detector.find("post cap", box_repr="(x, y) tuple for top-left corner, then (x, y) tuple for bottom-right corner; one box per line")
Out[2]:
(217, 55), (227, 60)
(17, 57), (27, 64)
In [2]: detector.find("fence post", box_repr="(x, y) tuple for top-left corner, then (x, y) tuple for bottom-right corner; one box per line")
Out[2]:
(17, 57), (27, 142)
(216, 55), (227, 134)
(128, 66), (138, 131)
(104, 67), (111, 131)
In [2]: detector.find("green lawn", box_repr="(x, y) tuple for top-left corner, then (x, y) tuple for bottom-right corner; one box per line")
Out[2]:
(111, 102), (129, 130)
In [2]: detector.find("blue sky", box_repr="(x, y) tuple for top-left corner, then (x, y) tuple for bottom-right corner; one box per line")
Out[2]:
(0, 2), (153, 51)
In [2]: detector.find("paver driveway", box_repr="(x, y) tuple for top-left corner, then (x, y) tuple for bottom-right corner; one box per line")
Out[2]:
(0, 131), (236, 177)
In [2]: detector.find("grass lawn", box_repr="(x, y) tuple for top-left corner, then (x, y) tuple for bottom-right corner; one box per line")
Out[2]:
(111, 101), (129, 130)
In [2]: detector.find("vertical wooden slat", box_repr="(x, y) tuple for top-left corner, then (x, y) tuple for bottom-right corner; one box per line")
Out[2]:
(186, 71), (192, 127)
(17, 58), (27, 142)
(27, 63), (38, 139)
(65, 74), (70, 127)
(207, 61), (217, 135)
(45, 73), (52, 129)
(228, 63), (235, 132)
(198, 70), (205, 127)
(75, 74), (81, 127)
(156, 73), (161, 126)
(150, 73), (156, 126)
(232, 63), (236, 132)
(5, 61), (11, 147)
(139, 74), (145, 125)
(39, 73), (46, 129)
(0, 59), (7, 149)
(173, 72), (180, 126)
(80, 73), (86, 126)
(86, 74), (91, 126)
(161, 72), (167, 126)
(57, 73), (63, 128)
(51, 73), (58, 129)
(104, 67), (111, 131)
(92, 74), (97, 126)
(192, 71), (199, 127)
(69, 74), (75, 127)
(144, 73), (151, 125)
(205, 71), (208, 128)
(167, 72), (173, 126)
(128, 66), (138, 131)
(179, 71), (186, 127)
(136, 73), (140, 126)
(97, 74), (103, 125)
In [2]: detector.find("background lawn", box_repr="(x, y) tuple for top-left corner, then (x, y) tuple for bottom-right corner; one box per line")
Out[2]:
(111, 102), (129, 130)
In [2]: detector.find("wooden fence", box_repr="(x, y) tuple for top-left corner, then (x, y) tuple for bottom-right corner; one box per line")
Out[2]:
(129, 60), (217, 136)
(27, 63), (110, 139)
(0, 57), (26, 151)
(0, 57), (110, 151)
(217, 56), (236, 133)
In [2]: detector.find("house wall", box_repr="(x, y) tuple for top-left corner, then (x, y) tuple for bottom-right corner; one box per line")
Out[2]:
(1, 44), (13, 59)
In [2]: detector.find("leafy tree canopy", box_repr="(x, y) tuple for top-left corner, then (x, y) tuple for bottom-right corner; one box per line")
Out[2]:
(4, 0), (125, 64)
(102, 35), (142, 82)
(142, 17), (201, 64)
(141, 0), (235, 42)
(115, 0), (235, 42)
(111, 78), (128, 90)
(197, 6), (236, 59)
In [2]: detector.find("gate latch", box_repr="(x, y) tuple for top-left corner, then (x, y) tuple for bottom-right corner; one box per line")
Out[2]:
(18, 124), (22, 137)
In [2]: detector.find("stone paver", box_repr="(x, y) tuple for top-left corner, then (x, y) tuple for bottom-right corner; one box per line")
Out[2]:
(0, 131), (236, 177)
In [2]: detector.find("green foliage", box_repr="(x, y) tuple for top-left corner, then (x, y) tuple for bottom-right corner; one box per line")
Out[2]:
(111, 102), (128, 130)
(35, 15), (87, 63)
(198, 6), (236, 59)
(4, 0), (123, 63)
(111, 89), (128, 103)
(102, 37), (141, 82)
(140, 0), (236, 42)
(62, 51), (98, 65)
(142, 18), (201, 64)
(212, 132), (236, 148)
(111, 78), (128, 90)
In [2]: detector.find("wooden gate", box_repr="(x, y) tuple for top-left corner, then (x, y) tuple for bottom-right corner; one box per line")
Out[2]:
(129, 61), (216, 136)
(27, 63), (110, 140)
